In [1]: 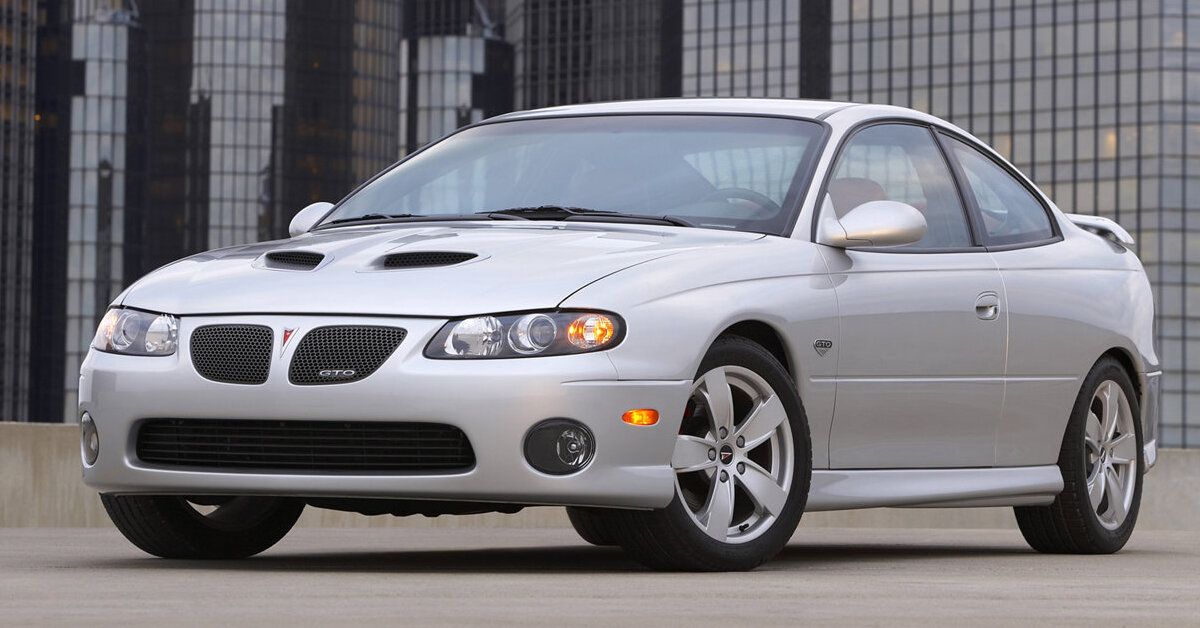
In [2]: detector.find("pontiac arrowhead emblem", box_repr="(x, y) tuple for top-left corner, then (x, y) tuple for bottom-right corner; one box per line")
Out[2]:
(813, 339), (833, 357)
(280, 328), (298, 357)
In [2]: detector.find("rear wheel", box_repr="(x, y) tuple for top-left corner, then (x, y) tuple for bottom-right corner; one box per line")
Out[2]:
(100, 494), (304, 559)
(605, 336), (812, 571)
(1014, 357), (1143, 553)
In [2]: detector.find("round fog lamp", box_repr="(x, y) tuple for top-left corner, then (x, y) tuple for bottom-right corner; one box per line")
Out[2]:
(80, 413), (99, 466)
(524, 419), (595, 475)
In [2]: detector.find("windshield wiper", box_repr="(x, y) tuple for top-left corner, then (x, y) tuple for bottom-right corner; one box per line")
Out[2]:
(320, 213), (419, 226)
(478, 206), (694, 228)
(318, 212), (517, 228)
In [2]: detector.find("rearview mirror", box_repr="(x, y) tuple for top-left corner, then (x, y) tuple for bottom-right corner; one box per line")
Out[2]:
(817, 198), (927, 248)
(288, 202), (334, 237)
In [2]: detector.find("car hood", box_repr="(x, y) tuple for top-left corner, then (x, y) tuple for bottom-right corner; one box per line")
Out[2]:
(120, 222), (764, 317)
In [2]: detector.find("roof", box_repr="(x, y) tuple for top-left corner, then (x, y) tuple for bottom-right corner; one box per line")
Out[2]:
(493, 98), (861, 122)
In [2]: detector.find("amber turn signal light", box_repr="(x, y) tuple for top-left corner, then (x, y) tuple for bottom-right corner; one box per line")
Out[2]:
(622, 409), (659, 426)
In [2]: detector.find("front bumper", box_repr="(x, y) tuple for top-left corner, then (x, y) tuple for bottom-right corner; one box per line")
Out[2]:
(79, 314), (691, 509)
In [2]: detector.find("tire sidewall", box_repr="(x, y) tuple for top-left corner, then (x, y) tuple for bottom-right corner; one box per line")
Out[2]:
(1066, 359), (1144, 549)
(662, 337), (812, 569)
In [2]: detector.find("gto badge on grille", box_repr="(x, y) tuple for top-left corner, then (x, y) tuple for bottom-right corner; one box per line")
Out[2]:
(319, 369), (357, 379)
(813, 339), (833, 357)
(280, 328), (298, 357)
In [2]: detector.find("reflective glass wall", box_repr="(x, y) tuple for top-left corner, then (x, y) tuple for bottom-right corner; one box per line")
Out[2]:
(0, 0), (35, 420)
(831, 0), (1200, 446)
(680, 0), (829, 98)
(505, 0), (680, 108)
(400, 0), (512, 153)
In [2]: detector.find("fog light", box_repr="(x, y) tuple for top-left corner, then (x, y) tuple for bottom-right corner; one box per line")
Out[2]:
(622, 409), (659, 426)
(80, 413), (99, 466)
(524, 419), (595, 475)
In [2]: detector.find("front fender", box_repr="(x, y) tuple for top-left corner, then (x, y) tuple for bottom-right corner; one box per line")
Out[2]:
(560, 237), (839, 468)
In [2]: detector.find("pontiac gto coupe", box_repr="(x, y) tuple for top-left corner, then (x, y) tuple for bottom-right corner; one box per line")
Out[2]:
(81, 99), (1158, 571)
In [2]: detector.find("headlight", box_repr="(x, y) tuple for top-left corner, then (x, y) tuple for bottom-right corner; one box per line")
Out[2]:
(426, 310), (623, 359)
(92, 308), (179, 356)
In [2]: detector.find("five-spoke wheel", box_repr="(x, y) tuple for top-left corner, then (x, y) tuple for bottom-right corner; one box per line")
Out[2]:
(672, 365), (794, 544)
(1016, 356), (1143, 554)
(581, 336), (811, 571)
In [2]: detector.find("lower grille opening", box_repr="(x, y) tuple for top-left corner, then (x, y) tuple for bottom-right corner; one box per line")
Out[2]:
(136, 418), (475, 473)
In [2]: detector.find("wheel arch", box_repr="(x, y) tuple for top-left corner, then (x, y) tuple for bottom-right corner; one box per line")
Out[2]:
(1097, 346), (1141, 401)
(717, 319), (793, 376)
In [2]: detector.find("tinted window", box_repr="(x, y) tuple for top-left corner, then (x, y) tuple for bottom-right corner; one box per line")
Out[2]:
(828, 124), (972, 250)
(323, 115), (824, 235)
(944, 136), (1055, 246)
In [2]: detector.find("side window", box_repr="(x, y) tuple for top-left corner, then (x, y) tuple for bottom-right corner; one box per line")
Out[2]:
(944, 135), (1055, 246)
(828, 124), (972, 250)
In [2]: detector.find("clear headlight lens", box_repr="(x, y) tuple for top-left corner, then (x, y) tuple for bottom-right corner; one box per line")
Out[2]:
(426, 311), (624, 359)
(92, 308), (179, 356)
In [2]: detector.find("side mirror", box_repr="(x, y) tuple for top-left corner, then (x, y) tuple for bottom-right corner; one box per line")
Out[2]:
(288, 202), (334, 237)
(817, 197), (927, 248)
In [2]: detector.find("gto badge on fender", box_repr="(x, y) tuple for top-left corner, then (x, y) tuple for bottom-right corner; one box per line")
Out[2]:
(813, 339), (833, 357)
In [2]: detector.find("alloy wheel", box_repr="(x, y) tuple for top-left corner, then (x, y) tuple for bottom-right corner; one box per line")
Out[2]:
(1084, 380), (1138, 530)
(671, 365), (794, 544)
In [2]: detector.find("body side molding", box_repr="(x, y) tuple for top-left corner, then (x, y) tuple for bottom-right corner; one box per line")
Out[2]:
(806, 465), (1064, 511)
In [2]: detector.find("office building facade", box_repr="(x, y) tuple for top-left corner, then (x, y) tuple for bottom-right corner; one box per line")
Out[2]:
(830, 0), (1199, 446)
(680, 0), (829, 98)
(0, 0), (36, 421)
(401, 0), (513, 153)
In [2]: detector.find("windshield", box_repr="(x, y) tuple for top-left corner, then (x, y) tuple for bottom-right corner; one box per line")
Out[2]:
(320, 115), (825, 234)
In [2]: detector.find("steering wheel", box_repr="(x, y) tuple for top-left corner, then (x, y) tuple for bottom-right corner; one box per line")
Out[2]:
(700, 187), (782, 215)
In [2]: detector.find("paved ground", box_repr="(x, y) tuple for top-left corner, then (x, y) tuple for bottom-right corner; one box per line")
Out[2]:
(2, 526), (1198, 626)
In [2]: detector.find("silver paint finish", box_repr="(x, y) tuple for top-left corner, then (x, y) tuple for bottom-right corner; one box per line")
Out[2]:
(805, 466), (1064, 511)
(289, 201), (333, 237)
(816, 199), (928, 248)
(83, 99), (1158, 512)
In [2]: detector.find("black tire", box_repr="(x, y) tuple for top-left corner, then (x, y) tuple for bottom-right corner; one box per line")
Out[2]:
(565, 507), (617, 546)
(1014, 356), (1143, 554)
(100, 494), (304, 559)
(605, 335), (812, 571)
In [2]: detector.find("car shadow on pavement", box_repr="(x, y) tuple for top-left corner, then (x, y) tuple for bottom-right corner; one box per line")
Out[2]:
(79, 539), (1037, 574)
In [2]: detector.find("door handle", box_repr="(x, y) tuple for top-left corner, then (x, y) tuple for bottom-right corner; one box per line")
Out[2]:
(975, 292), (1000, 320)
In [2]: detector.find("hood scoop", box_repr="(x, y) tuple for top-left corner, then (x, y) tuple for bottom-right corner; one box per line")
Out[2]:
(381, 251), (477, 269)
(264, 250), (325, 270)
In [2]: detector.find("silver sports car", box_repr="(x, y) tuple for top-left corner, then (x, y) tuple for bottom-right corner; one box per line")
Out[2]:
(81, 99), (1158, 571)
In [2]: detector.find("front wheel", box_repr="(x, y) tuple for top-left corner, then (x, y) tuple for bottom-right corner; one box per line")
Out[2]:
(604, 336), (812, 571)
(1014, 356), (1143, 553)
(101, 494), (304, 559)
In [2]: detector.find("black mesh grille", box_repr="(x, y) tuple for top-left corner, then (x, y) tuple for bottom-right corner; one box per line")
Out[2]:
(288, 326), (406, 385)
(191, 325), (272, 385)
(382, 251), (476, 269)
(136, 418), (475, 472)
(265, 250), (324, 269)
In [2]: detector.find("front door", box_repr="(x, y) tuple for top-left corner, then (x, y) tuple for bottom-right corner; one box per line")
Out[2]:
(818, 123), (1006, 468)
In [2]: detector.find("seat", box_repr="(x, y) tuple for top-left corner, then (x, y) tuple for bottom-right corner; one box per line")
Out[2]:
(828, 177), (887, 217)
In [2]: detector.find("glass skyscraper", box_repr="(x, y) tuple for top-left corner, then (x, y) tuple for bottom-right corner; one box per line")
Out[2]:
(401, 0), (512, 153)
(830, 0), (1199, 446)
(505, 0), (683, 109)
(680, 0), (829, 98)
(0, 0), (35, 421)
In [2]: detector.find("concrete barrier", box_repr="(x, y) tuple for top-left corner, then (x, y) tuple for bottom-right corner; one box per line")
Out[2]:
(3, 422), (1197, 529)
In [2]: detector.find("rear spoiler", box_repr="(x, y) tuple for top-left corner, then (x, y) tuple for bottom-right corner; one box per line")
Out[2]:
(1066, 213), (1135, 246)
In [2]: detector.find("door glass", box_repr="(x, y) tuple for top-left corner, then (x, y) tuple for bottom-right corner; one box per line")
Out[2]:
(829, 124), (972, 249)
(944, 136), (1056, 246)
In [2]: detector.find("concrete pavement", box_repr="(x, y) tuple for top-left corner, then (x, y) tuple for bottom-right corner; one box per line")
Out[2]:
(2, 526), (1197, 626)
